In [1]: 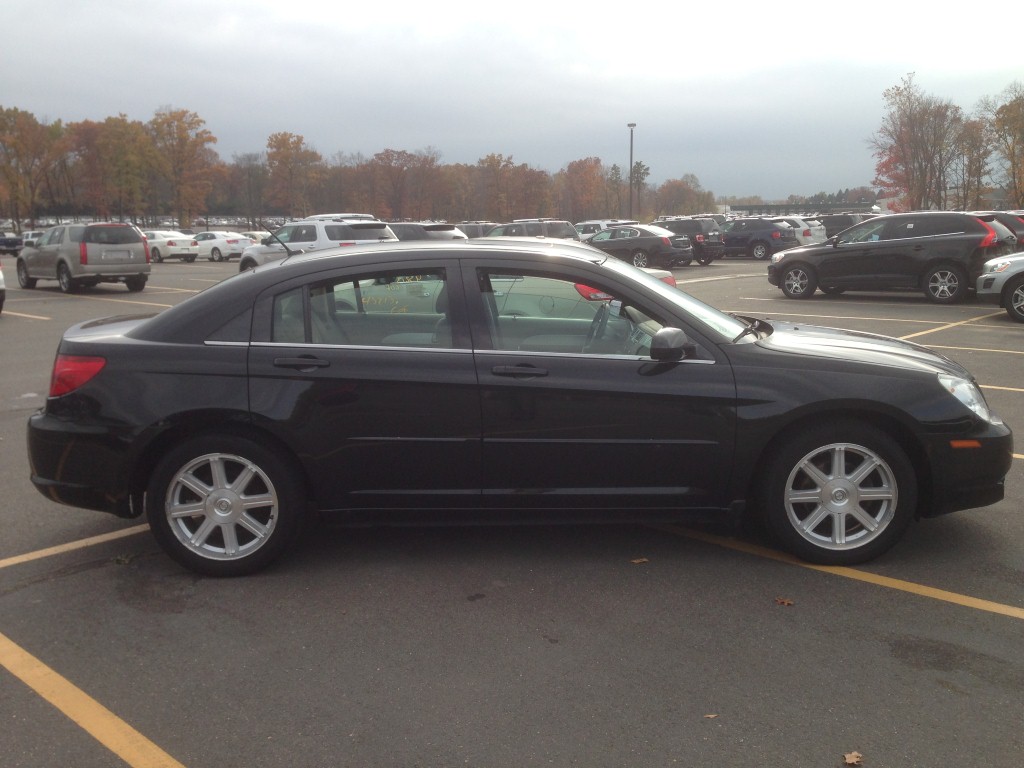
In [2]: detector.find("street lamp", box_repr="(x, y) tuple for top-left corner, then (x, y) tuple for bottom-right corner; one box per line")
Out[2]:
(627, 123), (636, 219)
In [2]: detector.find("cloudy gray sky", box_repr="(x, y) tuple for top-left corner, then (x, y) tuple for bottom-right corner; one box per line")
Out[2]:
(4, 0), (1020, 200)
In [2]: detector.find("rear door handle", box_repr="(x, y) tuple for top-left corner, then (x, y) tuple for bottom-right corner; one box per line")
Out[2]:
(492, 365), (548, 378)
(274, 356), (330, 371)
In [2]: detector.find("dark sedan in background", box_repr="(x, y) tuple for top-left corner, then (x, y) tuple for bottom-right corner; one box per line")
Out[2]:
(586, 224), (693, 267)
(27, 240), (1012, 576)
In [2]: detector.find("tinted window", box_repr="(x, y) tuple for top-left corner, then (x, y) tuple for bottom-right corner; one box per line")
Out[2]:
(84, 225), (140, 244)
(544, 221), (578, 239)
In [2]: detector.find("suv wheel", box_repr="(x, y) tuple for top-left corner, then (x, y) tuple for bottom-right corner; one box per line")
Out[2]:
(781, 264), (817, 299)
(125, 276), (147, 292)
(923, 265), (966, 304)
(57, 262), (77, 294)
(749, 241), (769, 260)
(16, 259), (37, 289)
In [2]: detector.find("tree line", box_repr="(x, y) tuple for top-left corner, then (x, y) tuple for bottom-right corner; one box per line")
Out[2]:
(0, 106), (716, 231)
(2, 76), (1021, 232)
(872, 75), (1024, 211)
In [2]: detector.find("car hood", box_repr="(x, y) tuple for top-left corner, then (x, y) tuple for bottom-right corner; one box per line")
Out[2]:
(757, 321), (970, 377)
(984, 250), (1024, 269)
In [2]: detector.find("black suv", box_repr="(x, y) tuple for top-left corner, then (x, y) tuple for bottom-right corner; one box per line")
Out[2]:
(767, 211), (1018, 304)
(653, 217), (725, 265)
(720, 217), (799, 260)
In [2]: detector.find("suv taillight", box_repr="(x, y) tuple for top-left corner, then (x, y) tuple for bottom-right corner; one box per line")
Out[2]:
(695, 234), (705, 243)
(661, 237), (672, 246)
(978, 220), (998, 247)
(142, 236), (150, 263)
(50, 355), (106, 397)
(771, 230), (781, 239)
(79, 242), (88, 265)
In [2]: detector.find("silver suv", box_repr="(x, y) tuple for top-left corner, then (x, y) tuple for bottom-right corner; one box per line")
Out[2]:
(16, 222), (150, 293)
(238, 216), (398, 271)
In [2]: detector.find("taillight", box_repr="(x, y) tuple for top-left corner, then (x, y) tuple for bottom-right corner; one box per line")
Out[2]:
(49, 355), (106, 397)
(661, 237), (671, 246)
(167, 240), (177, 246)
(190, 240), (198, 246)
(771, 230), (781, 239)
(658, 274), (677, 288)
(335, 242), (357, 247)
(695, 234), (705, 243)
(575, 284), (613, 301)
(79, 242), (88, 265)
(802, 229), (811, 237)
(142, 235), (150, 263)
(978, 220), (998, 247)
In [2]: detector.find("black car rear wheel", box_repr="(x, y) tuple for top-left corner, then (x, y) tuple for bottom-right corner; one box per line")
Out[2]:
(758, 420), (916, 565)
(781, 264), (817, 299)
(923, 265), (966, 304)
(1005, 275), (1024, 322)
(146, 436), (306, 576)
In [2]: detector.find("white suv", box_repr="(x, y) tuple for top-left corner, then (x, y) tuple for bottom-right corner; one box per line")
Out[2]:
(238, 216), (399, 271)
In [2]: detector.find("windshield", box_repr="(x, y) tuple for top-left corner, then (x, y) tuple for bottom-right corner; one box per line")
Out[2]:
(600, 257), (749, 340)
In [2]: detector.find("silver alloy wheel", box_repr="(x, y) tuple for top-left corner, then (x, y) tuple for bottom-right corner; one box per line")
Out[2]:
(751, 242), (768, 259)
(57, 262), (74, 293)
(632, 250), (649, 267)
(163, 452), (279, 562)
(1007, 278), (1024, 322)
(783, 441), (898, 551)
(783, 268), (810, 297)
(926, 269), (960, 301)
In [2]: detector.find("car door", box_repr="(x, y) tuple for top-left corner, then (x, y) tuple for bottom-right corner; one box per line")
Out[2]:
(815, 218), (894, 288)
(463, 259), (737, 510)
(30, 226), (64, 278)
(246, 259), (482, 510)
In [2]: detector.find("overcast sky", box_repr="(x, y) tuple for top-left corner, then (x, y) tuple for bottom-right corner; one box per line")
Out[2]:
(4, 0), (1021, 201)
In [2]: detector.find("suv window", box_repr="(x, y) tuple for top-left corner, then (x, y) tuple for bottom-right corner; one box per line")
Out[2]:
(83, 225), (143, 245)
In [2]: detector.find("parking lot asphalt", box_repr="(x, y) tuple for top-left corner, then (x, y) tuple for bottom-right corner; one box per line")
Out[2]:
(1, 256), (1021, 768)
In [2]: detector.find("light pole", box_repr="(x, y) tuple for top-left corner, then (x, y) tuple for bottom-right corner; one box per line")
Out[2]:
(627, 122), (636, 219)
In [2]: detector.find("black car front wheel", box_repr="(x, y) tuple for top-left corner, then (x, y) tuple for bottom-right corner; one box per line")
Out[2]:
(631, 249), (650, 268)
(923, 265), (966, 304)
(780, 264), (817, 299)
(146, 436), (306, 576)
(758, 421), (916, 565)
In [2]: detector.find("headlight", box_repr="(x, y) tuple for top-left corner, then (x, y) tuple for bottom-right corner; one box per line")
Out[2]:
(770, 253), (786, 264)
(984, 260), (1012, 274)
(938, 374), (990, 421)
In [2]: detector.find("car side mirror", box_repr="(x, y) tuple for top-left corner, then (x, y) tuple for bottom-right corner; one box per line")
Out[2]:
(650, 327), (697, 362)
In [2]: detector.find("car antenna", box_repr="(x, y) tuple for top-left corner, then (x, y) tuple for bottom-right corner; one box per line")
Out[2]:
(257, 219), (299, 262)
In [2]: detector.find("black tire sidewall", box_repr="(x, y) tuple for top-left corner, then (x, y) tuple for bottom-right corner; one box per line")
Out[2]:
(146, 435), (305, 576)
(758, 421), (917, 565)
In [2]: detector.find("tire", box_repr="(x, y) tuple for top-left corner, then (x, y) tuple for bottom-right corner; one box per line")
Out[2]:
(749, 241), (769, 260)
(923, 264), (966, 304)
(57, 262), (77, 294)
(696, 253), (714, 266)
(16, 259), (36, 289)
(820, 286), (845, 295)
(239, 259), (255, 272)
(151, 248), (163, 263)
(211, 247), (222, 262)
(631, 249), (649, 268)
(780, 264), (818, 299)
(146, 435), (306, 576)
(125, 276), (147, 292)
(1003, 275), (1024, 323)
(758, 420), (916, 565)
(184, 255), (196, 263)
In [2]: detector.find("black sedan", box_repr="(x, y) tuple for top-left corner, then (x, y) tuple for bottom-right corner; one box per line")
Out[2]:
(586, 224), (693, 267)
(27, 240), (1013, 575)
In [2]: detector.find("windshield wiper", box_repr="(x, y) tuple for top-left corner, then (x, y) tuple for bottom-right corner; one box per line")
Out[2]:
(730, 315), (768, 343)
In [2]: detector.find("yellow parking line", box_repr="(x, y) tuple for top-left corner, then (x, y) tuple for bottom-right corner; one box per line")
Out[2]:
(653, 524), (1024, 620)
(1, 309), (51, 320)
(0, 525), (149, 571)
(0, 631), (186, 768)
(899, 312), (1004, 340)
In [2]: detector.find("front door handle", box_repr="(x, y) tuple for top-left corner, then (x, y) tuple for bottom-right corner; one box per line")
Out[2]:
(274, 356), (330, 371)
(492, 364), (548, 378)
